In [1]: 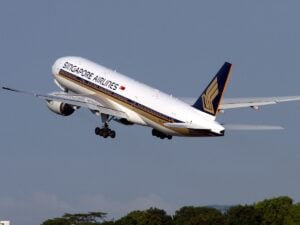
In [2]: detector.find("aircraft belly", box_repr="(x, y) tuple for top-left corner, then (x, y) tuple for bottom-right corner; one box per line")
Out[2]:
(143, 115), (224, 137)
(108, 101), (147, 125)
(142, 117), (179, 136)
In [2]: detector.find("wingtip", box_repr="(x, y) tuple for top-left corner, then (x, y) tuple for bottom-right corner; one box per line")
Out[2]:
(2, 86), (17, 92)
(2, 86), (11, 91)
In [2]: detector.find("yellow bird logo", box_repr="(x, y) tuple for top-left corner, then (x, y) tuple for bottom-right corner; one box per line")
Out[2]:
(202, 78), (219, 114)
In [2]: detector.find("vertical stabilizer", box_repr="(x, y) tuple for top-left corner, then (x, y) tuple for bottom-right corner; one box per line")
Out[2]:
(192, 62), (232, 116)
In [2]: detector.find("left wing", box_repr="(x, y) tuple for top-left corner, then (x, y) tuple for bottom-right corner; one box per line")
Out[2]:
(180, 96), (300, 111)
(2, 87), (128, 119)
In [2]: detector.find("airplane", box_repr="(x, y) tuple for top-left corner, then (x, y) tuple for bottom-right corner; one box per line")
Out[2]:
(2, 56), (300, 139)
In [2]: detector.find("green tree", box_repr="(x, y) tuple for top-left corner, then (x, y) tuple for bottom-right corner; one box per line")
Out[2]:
(284, 203), (300, 225)
(115, 210), (146, 225)
(41, 217), (71, 225)
(173, 206), (225, 225)
(225, 205), (262, 225)
(140, 208), (173, 225)
(41, 212), (107, 225)
(101, 222), (115, 225)
(255, 196), (293, 225)
(115, 208), (172, 225)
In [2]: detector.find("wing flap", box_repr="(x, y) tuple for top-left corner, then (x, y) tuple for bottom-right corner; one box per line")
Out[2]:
(164, 122), (207, 129)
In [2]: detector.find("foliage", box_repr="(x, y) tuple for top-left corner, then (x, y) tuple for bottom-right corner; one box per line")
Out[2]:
(173, 206), (225, 225)
(41, 196), (300, 225)
(283, 203), (300, 225)
(255, 196), (293, 225)
(42, 212), (107, 225)
(141, 208), (173, 225)
(41, 217), (71, 225)
(225, 205), (262, 225)
(115, 210), (146, 225)
(115, 208), (173, 225)
(101, 222), (116, 225)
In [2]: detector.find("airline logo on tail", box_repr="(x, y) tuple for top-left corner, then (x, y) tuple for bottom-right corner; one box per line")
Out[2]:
(192, 62), (232, 116)
(202, 78), (219, 114)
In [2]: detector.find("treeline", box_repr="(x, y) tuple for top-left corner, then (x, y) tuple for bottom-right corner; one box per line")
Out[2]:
(41, 196), (300, 225)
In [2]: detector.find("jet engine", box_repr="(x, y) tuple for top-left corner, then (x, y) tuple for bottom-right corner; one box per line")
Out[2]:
(47, 101), (75, 116)
(115, 118), (134, 125)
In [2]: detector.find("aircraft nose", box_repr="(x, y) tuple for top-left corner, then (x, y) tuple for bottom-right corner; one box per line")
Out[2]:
(51, 57), (66, 76)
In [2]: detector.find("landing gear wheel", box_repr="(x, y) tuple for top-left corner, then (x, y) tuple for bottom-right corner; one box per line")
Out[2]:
(151, 129), (172, 140)
(110, 130), (116, 138)
(95, 124), (116, 139)
(95, 127), (101, 135)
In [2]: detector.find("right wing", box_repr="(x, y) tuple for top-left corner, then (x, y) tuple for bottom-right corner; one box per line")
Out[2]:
(2, 87), (128, 119)
(179, 96), (300, 111)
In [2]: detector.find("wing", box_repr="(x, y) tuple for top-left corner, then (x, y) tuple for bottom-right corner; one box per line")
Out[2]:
(220, 96), (300, 110)
(179, 96), (300, 111)
(2, 87), (128, 119)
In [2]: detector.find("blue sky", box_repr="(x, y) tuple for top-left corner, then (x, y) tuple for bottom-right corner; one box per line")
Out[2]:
(1, 1), (300, 224)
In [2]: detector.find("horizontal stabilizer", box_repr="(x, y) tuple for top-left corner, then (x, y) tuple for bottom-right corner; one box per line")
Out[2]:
(223, 124), (284, 130)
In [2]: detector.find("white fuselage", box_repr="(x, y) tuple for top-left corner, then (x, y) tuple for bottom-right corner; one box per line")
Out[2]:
(52, 56), (225, 137)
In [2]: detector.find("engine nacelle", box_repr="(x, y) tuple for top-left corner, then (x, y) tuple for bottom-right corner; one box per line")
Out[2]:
(115, 118), (134, 125)
(47, 101), (75, 116)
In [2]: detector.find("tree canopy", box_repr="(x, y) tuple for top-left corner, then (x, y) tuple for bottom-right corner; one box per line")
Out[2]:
(173, 206), (224, 225)
(42, 212), (107, 225)
(226, 205), (262, 225)
(41, 196), (300, 225)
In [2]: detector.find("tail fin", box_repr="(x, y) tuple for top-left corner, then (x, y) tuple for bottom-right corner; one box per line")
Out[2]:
(192, 62), (232, 116)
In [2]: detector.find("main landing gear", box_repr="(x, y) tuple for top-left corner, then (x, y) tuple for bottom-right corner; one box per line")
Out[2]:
(152, 129), (172, 140)
(95, 114), (116, 139)
(95, 123), (116, 138)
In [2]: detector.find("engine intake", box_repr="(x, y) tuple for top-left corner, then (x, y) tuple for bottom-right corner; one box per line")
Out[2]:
(47, 101), (75, 116)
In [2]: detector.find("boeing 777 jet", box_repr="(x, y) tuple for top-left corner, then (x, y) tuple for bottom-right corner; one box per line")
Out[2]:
(2, 56), (300, 139)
